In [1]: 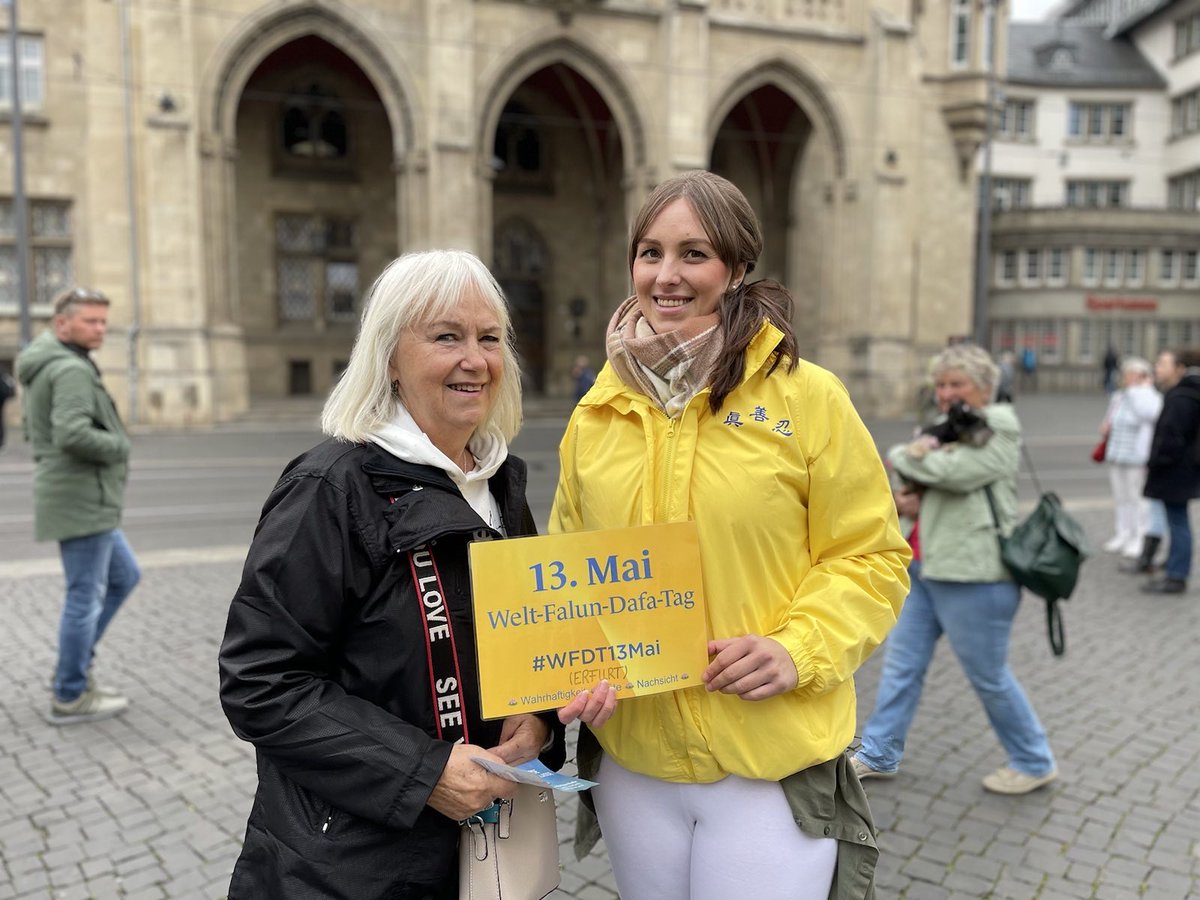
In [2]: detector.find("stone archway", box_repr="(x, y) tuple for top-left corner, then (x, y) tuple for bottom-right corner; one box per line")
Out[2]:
(198, 1), (419, 415)
(709, 62), (847, 361)
(479, 51), (641, 395)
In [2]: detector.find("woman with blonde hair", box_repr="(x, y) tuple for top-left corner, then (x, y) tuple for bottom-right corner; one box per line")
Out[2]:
(1098, 356), (1162, 558)
(219, 250), (564, 898)
(853, 343), (1058, 795)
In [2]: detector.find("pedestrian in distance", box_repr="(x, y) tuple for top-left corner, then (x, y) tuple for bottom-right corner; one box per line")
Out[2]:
(16, 287), (140, 724)
(1102, 345), (1120, 395)
(0, 367), (15, 448)
(853, 343), (1059, 795)
(552, 170), (912, 900)
(1141, 346), (1200, 595)
(571, 353), (596, 402)
(218, 250), (566, 899)
(1019, 341), (1038, 392)
(1098, 357), (1161, 559)
(995, 350), (1015, 404)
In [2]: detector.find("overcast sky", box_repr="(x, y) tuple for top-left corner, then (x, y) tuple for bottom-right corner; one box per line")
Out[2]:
(1010, 0), (1061, 21)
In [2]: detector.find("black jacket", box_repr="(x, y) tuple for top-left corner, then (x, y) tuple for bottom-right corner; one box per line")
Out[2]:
(1144, 371), (1200, 505)
(219, 439), (565, 900)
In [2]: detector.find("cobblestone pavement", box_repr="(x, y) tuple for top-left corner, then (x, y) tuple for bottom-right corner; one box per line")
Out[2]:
(3, 435), (1200, 896)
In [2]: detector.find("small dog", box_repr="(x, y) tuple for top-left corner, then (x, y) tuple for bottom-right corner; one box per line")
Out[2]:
(908, 399), (994, 458)
(898, 400), (995, 498)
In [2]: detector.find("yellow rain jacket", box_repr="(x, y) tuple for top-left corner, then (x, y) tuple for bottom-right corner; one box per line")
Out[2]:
(550, 322), (911, 783)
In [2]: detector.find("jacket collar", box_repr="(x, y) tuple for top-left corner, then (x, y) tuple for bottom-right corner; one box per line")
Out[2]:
(360, 444), (529, 550)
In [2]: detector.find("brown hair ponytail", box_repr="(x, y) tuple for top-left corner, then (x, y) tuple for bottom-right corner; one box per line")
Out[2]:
(709, 279), (797, 413)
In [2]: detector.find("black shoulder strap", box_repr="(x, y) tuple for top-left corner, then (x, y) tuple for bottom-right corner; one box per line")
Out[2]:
(407, 544), (470, 745)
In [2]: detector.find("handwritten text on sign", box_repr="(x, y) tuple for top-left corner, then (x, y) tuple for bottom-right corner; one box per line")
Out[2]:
(468, 522), (709, 718)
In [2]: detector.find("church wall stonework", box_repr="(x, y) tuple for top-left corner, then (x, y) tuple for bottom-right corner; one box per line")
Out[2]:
(0, 0), (993, 426)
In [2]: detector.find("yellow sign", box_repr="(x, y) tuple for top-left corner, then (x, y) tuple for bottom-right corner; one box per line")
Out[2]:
(468, 521), (709, 718)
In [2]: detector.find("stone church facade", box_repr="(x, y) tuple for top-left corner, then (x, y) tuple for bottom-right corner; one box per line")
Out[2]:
(0, 0), (997, 425)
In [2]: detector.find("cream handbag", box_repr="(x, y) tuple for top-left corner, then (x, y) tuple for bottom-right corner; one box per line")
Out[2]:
(459, 782), (560, 900)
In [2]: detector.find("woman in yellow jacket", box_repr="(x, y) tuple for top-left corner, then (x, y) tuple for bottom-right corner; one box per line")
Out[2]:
(552, 171), (911, 900)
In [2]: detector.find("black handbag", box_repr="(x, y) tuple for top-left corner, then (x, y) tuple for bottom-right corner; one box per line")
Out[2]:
(984, 447), (1089, 657)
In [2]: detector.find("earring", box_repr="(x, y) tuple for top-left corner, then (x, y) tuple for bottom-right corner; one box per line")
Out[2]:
(390, 379), (400, 398)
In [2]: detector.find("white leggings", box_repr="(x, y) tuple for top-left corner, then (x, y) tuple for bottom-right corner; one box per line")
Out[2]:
(592, 755), (838, 900)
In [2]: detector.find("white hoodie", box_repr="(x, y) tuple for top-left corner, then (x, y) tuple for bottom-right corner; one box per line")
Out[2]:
(369, 406), (509, 534)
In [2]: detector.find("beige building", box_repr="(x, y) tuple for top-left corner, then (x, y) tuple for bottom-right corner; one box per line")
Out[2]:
(988, 0), (1200, 389)
(1, 0), (997, 426)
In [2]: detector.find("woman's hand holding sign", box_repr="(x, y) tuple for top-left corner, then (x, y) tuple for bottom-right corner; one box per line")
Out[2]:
(557, 679), (618, 727)
(703, 635), (798, 700)
(490, 714), (551, 765)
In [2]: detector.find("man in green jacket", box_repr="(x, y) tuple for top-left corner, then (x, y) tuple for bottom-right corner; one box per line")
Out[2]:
(17, 287), (140, 724)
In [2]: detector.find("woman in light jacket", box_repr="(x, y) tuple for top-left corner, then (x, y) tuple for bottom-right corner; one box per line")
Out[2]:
(853, 344), (1058, 795)
(1098, 357), (1162, 558)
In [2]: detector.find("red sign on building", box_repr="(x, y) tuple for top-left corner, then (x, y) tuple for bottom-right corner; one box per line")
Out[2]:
(1086, 295), (1159, 311)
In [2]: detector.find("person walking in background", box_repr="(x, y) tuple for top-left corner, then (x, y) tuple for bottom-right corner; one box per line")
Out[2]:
(996, 351), (1015, 404)
(571, 353), (596, 402)
(1098, 358), (1161, 559)
(0, 367), (15, 448)
(1102, 345), (1121, 394)
(16, 287), (140, 724)
(1141, 347), (1200, 595)
(1019, 341), (1038, 392)
(219, 251), (565, 898)
(552, 170), (911, 899)
(853, 343), (1058, 795)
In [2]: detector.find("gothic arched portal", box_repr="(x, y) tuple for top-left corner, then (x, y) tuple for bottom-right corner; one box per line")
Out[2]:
(487, 63), (627, 396)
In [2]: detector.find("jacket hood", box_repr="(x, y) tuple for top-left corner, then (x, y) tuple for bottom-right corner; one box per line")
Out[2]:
(368, 405), (508, 530)
(16, 331), (75, 387)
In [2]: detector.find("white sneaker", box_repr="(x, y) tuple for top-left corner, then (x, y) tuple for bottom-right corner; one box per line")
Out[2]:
(47, 687), (129, 726)
(982, 766), (1057, 795)
(1121, 538), (1142, 559)
(1102, 534), (1127, 553)
(851, 755), (896, 780)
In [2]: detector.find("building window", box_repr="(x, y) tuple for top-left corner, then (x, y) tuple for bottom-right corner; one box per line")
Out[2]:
(1104, 249), (1123, 285)
(1083, 248), (1099, 285)
(1066, 180), (1129, 208)
(1025, 319), (1063, 364)
(997, 249), (1018, 285)
(1046, 248), (1067, 285)
(1127, 250), (1143, 286)
(992, 177), (1032, 210)
(493, 100), (548, 186)
(990, 320), (1017, 358)
(1170, 89), (1200, 137)
(1161, 249), (1178, 284)
(950, 0), (971, 66)
(280, 84), (349, 160)
(275, 213), (358, 324)
(1175, 12), (1200, 60)
(0, 198), (72, 308)
(997, 99), (1035, 140)
(1067, 102), (1133, 142)
(1185, 250), (1199, 285)
(1168, 169), (1200, 211)
(1022, 249), (1041, 284)
(0, 34), (44, 111)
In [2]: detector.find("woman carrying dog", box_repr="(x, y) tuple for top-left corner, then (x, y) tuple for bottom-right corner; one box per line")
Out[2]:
(853, 343), (1058, 795)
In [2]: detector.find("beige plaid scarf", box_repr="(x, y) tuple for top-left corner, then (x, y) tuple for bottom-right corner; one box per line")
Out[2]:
(605, 296), (724, 417)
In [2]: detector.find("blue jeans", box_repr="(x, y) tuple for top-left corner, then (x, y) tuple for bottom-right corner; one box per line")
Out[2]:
(1163, 502), (1192, 581)
(858, 563), (1056, 777)
(1147, 499), (1167, 538)
(54, 529), (141, 702)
